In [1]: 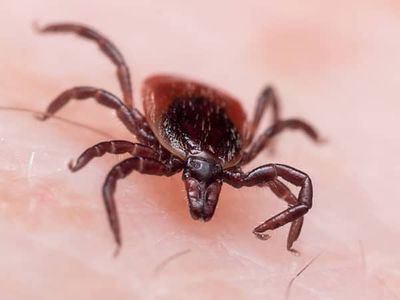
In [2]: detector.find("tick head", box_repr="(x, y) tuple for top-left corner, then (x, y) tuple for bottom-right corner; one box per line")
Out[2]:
(183, 155), (223, 221)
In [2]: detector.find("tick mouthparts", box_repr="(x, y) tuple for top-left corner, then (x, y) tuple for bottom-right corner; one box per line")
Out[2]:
(185, 178), (222, 222)
(189, 209), (213, 222)
(188, 199), (214, 222)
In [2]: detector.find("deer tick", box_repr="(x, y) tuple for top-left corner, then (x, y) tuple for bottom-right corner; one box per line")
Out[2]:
(36, 23), (320, 253)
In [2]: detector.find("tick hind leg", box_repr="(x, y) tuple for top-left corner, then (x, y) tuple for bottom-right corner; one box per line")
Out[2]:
(69, 141), (159, 172)
(223, 164), (312, 251)
(38, 86), (156, 144)
(103, 157), (180, 255)
(37, 23), (134, 108)
(241, 119), (321, 165)
(247, 86), (281, 143)
(244, 85), (321, 165)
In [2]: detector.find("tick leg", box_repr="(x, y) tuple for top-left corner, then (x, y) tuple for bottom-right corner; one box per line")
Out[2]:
(247, 86), (281, 143)
(223, 164), (312, 251)
(38, 86), (156, 145)
(69, 141), (159, 172)
(268, 179), (304, 252)
(103, 157), (179, 254)
(37, 23), (134, 108)
(241, 119), (320, 165)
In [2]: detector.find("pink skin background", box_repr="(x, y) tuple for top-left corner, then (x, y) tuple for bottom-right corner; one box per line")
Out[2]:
(0, 1), (399, 299)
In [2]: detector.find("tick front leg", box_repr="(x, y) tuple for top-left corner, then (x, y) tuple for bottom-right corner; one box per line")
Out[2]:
(36, 23), (134, 108)
(267, 179), (304, 252)
(241, 119), (321, 165)
(69, 141), (159, 172)
(223, 164), (312, 251)
(38, 86), (156, 145)
(103, 157), (178, 254)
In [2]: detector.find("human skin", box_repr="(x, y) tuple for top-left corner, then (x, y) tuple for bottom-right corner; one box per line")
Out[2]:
(1, 1), (400, 299)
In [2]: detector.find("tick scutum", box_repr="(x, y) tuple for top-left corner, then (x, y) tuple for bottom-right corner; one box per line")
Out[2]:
(160, 96), (242, 163)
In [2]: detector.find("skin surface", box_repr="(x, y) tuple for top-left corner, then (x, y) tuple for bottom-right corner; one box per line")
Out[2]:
(1, 1), (400, 299)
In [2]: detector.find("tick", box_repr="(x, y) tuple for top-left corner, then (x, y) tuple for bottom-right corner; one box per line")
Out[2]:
(36, 23), (320, 253)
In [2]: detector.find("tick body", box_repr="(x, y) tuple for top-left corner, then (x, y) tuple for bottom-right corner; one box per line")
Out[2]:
(37, 23), (320, 253)
(143, 76), (247, 168)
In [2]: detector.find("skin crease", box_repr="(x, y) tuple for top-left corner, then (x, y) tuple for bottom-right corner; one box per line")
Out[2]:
(1, 1), (400, 299)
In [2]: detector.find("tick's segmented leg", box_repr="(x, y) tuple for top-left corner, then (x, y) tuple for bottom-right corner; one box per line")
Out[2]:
(267, 179), (304, 251)
(37, 23), (134, 108)
(38, 86), (156, 145)
(103, 157), (181, 254)
(247, 86), (281, 143)
(247, 87), (283, 158)
(69, 141), (159, 172)
(223, 164), (312, 251)
(241, 119), (320, 165)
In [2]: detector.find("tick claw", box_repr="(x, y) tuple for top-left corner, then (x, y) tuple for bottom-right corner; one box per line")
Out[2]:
(288, 248), (301, 256)
(68, 160), (77, 172)
(34, 112), (48, 121)
(253, 231), (270, 241)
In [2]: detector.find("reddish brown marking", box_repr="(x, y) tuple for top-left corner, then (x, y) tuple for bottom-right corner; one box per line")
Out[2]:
(142, 75), (249, 160)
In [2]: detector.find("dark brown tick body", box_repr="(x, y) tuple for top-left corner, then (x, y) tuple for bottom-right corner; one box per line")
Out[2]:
(36, 23), (321, 254)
